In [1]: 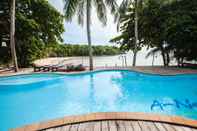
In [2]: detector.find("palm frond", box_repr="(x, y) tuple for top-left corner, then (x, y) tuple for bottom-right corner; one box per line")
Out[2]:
(63, 0), (79, 21)
(115, 0), (132, 30)
(77, 0), (85, 25)
(105, 0), (118, 14)
(110, 35), (123, 43)
(109, 33), (129, 43)
(146, 48), (160, 58)
(93, 0), (107, 26)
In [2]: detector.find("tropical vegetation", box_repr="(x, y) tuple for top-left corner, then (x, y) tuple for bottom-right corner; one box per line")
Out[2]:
(1, 0), (197, 69)
(0, 0), (120, 68)
(111, 0), (197, 66)
(48, 44), (121, 57)
(0, 0), (64, 67)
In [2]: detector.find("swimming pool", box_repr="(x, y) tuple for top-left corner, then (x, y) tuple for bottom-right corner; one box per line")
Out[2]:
(0, 70), (197, 131)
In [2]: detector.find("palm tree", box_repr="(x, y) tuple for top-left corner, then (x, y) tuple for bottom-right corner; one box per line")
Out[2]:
(64, 0), (117, 70)
(116, 0), (143, 67)
(146, 45), (171, 67)
(133, 0), (138, 66)
(10, 0), (19, 72)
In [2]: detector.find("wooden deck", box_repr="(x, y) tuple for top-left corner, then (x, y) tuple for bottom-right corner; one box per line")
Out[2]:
(42, 120), (197, 131)
(11, 112), (197, 131)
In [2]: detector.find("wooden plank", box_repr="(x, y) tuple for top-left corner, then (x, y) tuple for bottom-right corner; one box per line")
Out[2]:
(142, 121), (158, 131)
(42, 120), (196, 131)
(154, 123), (167, 131)
(172, 125), (184, 131)
(138, 121), (150, 131)
(130, 121), (141, 131)
(69, 123), (79, 131)
(58, 125), (71, 131)
(44, 127), (62, 131)
(43, 128), (54, 131)
(78, 123), (87, 131)
(93, 121), (101, 131)
(53, 127), (64, 131)
(108, 121), (117, 131)
(181, 127), (193, 131)
(102, 121), (109, 131)
(78, 122), (94, 131)
(124, 121), (134, 131)
(192, 128), (197, 131)
(44, 125), (69, 131)
(162, 123), (176, 131)
(85, 122), (94, 131)
(115, 121), (126, 131)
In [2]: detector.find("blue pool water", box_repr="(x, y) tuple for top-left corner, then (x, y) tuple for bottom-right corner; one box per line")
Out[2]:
(0, 70), (197, 131)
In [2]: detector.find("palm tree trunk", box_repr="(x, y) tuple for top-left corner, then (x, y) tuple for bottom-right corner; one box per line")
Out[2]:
(161, 50), (167, 67)
(10, 0), (19, 72)
(152, 53), (155, 66)
(133, 0), (138, 67)
(86, 0), (93, 70)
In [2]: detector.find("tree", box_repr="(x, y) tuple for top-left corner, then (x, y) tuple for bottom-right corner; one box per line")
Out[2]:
(114, 0), (143, 66)
(113, 0), (197, 66)
(63, 0), (117, 70)
(16, 0), (64, 67)
(141, 0), (172, 66)
(10, 0), (19, 72)
(133, 0), (139, 66)
(110, 5), (143, 59)
(0, 0), (64, 67)
(165, 0), (197, 66)
(143, 0), (197, 66)
(0, 0), (11, 66)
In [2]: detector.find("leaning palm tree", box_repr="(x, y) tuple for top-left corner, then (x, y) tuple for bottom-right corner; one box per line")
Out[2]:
(10, 0), (19, 72)
(64, 0), (117, 70)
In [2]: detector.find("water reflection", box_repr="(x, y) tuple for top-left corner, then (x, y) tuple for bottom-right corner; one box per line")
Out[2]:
(91, 72), (123, 111)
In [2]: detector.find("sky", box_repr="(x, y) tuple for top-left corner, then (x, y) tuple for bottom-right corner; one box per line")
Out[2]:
(48, 0), (122, 45)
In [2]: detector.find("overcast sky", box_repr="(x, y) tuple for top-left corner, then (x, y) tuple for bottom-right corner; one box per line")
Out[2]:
(48, 0), (122, 45)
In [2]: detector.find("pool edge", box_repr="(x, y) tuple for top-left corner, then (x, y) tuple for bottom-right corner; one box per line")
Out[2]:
(1, 67), (197, 78)
(10, 112), (197, 131)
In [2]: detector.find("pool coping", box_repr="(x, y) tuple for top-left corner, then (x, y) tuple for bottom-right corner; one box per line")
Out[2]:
(10, 112), (197, 131)
(1, 67), (197, 78)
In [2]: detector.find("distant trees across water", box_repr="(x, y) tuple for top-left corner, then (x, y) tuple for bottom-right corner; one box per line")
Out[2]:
(48, 44), (121, 57)
(0, 43), (121, 67)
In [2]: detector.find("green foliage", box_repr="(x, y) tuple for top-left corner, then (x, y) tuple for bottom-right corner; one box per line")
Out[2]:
(0, 46), (11, 66)
(141, 0), (171, 66)
(110, 1), (144, 53)
(142, 0), (197, 65)
(165, 0), (197, 64)
(112, 0), (197, 66)
(16, 37), (47, 66)
(0, 0), (64, 67)
(46, 44), (121, 57)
